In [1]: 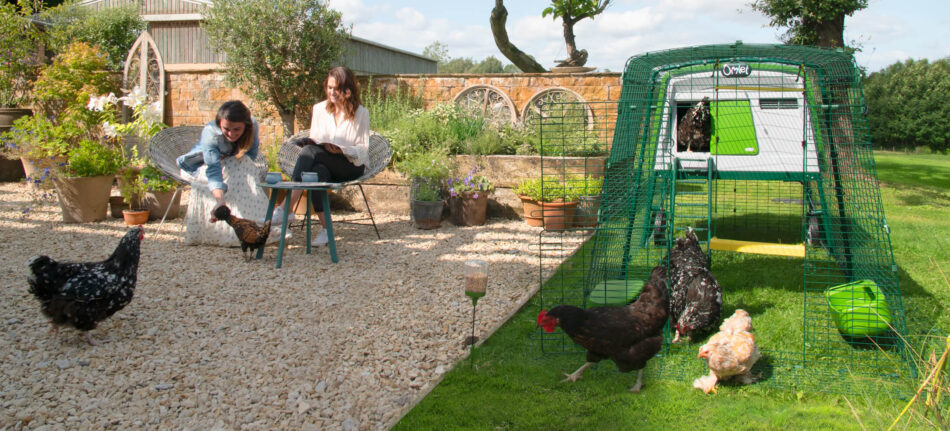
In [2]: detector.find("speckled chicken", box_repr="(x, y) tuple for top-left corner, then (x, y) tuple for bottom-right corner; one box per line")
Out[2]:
(27, 226), (144, 345)
(677, 96), (712, 153)
(669, 227), (722, 343)
(536, 265), (669, 393)
(693, 309), (761, 394)
(213, 205), (271, 261)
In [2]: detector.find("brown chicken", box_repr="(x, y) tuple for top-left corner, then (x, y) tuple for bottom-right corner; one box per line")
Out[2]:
(213, 205), (271, 261)
(536, 265), (669, 393)
(693, 309), (760, 394)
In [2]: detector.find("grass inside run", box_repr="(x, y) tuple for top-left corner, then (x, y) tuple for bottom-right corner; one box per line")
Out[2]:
(396, 151), (950, 430)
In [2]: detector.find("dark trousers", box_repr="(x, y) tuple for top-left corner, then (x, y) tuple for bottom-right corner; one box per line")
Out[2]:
(291, 144), (365, 211)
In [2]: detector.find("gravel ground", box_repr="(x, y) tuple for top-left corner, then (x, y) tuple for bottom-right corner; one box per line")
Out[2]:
(0, 183), (586, 430)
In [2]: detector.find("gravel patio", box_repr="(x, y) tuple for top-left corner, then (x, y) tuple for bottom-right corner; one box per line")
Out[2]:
(0, 183), (587, 430)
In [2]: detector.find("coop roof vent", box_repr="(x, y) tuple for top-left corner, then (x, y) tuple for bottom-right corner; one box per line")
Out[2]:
(759, 98), (798, 109)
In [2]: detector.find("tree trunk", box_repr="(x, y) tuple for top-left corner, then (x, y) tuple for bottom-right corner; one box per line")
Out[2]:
(490, 0), (547, 73)
(278, 109), (295, 140)
(802, 13), (846, 48)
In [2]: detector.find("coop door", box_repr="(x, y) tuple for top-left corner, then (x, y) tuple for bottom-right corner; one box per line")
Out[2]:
(709, 100), (758, 155)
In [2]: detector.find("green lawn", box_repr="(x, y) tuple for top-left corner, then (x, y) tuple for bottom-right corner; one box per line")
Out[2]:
(396, 151), (950, 430)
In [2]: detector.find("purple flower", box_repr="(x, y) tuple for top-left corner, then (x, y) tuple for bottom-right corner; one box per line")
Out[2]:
(473, 193), (479, 199)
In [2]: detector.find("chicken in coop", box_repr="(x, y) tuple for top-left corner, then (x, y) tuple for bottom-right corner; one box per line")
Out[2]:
(677, 97), (712, 153)
(669, 226), (722, 343)
(537, 265), (669, 393)
(693, 309), (761, 394)
(27, 226), (145, 346)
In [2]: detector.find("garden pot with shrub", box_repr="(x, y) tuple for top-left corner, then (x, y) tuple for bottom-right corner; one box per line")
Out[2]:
(410, 178), (443, 229)
(448, 192), (489, 226)
(54, 175), (114, 222)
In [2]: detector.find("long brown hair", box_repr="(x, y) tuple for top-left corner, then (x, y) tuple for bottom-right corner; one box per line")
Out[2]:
(215, 100), (254, 159)
(324, 66), (361, 121)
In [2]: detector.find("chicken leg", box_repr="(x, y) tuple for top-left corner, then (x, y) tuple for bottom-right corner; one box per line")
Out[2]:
(629, 369), (645, 393)
(561, 362), (594, 382)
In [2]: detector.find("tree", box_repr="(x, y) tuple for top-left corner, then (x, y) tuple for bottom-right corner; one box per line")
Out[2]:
(542, 0), (611, 67)
(42, 4), (145, 70)
(864, 59), (950, 153)
(749, 0), (867, 48)
(422, 41), (450, 64)
(203, 0), (349, 138)
(490, 0), (546, 73)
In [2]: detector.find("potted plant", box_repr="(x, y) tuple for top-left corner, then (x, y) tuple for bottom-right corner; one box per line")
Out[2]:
(393, 145), (453, 224)
(0, 1), (43, 124)
(446, 165), (494, 227)
(572, 175), (603, 227)
(118, 166), (149, 225)
(55, 138), (123, 222)
(515, 176), (580, 230)
(411, 179), (444, 229)
(139, 164), (181, 220)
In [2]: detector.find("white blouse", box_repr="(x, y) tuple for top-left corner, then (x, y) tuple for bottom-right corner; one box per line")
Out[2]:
(308, 100), (370, 167)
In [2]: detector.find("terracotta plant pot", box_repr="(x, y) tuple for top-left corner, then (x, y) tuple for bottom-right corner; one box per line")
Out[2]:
(538, 200), (578, 231)
(519, 195), (544, 227)
(448, 192), (488, 226)
(53, 175), (114, 223)
(109, 196), (128, 218)
(122, 209), (150, 225)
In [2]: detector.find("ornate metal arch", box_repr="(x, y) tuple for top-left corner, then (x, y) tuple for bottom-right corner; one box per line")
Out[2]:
(521, 87), (594, 131)
(123, 31), (166, 122)
(452, 84), (518, 125)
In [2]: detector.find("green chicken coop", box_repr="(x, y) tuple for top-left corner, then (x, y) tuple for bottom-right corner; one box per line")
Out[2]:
(535, 42), (912, 392)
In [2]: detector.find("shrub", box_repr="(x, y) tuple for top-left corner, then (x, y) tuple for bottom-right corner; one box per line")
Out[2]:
(0, 1), (44, 107)
(42, 4), (145, 71)
(66, 139), (122, 177)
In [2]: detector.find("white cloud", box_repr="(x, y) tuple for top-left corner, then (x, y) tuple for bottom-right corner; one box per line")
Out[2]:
(394, 7), (427, 30)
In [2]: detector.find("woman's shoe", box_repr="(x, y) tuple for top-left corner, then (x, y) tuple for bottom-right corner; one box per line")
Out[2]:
(311, 229), (328, 246)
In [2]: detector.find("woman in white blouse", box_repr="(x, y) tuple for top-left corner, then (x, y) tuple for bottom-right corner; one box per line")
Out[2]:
(280, 66), (369, 245)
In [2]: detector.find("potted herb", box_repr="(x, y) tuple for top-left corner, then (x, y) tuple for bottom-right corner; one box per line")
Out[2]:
(394, 145), (453, 224)
(446, 165), (494, 227)
(515, 176), (581, 230)
(411, 179), (444, 229)
(55, 138), (124, 223)
(118, 166), (149, 225)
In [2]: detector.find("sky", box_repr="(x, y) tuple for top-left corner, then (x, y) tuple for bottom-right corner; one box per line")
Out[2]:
(331, 0), (950, 74)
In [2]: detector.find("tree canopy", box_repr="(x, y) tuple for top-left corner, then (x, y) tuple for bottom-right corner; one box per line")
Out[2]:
(864, 58), (950, 153)
(423, 41), (520, 74)
(203, 0), (349, 138)
(542, 0), (610, 67)
(749, 0), (867, 49)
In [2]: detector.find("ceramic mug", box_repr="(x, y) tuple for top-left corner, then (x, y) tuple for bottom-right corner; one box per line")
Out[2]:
(265, 172), (281, 184)
(300, 171), (320, 182)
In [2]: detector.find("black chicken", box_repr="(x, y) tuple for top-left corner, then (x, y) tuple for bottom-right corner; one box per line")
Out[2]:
(669, 227), (722, 343)
(213, 205), (271, 261)
(537, 265), (669, 392)
(677, 97), (712, 153)
(28, 226), (144, 346)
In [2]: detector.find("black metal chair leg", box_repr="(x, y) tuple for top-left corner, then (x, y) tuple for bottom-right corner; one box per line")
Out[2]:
(358, 184), (381, 239)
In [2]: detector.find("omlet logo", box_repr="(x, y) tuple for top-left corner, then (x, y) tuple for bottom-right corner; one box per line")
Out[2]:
(721, 63), (751, 77)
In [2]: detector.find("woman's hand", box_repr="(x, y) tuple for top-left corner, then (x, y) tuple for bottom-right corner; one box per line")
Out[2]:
(210, 189), (226, 222)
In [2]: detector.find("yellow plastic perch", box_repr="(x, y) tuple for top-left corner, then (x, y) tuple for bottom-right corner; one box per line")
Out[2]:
(709, 237), (806, 258)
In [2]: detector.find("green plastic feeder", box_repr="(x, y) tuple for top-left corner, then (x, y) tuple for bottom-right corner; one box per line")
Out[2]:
(825, 279), (892, 337)
(588, 279), (644, 306)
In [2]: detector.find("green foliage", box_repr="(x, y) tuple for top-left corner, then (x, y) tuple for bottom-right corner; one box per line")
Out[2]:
(203, 0), (350, 137)
(864, 59), (950, 153)
(66, 138), (122, 177)
(750, 0), (867, 48)
(421, 40), (449, 64)
(31, 42), (116, 119)
(423, 41), (519, 74)
(515, 175), (589, 202)
(542, 0), (611, 21)
(394, 145), (454, 181)
(140, 164), (177, 192)
(1, 114), (71, 159)
(0, 0), (44, 106)
(117, 167), (147, 209)
(41, 3), (145, 71)
(413, 180), (442, 202)
(362, 81), (425, 132)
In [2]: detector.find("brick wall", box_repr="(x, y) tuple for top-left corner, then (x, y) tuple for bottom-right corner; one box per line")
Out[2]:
(163, 66), (623, 147)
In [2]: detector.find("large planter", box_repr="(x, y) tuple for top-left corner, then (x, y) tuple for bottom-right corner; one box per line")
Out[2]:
(109, 196), (128, 218)
(145, 189), (182, 220)
(448, 192), (489, 226)
(411, 199), (443, 229)
(0, 156), (24, 182)
(519, 195), (544, 227)
(21, 156), (68, 188)
(53, 175), (114, 223)
(0, 107), (32, 132)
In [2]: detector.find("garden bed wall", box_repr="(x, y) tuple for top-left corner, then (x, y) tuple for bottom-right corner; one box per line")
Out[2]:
(162, 66), (617, 216)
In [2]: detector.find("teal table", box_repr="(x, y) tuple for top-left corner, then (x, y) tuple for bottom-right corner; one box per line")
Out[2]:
(258, 181), (342, 268)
